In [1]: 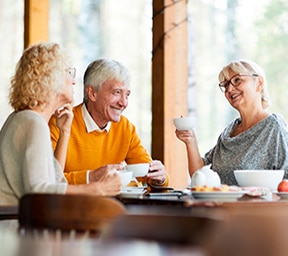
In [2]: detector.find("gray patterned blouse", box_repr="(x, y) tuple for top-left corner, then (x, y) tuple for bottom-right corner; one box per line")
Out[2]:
(202, 113), (288, 185)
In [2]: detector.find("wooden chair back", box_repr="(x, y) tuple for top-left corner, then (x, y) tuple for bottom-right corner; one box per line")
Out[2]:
(0, 205), (18, 220)
(18, 193), (126, 237)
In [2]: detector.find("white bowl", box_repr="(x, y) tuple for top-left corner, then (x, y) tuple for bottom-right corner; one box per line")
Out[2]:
(126, 163), (149, 177)
(117, 170), (133, 187)
(173, 117), (194, 130)
(234, 170), (284, 190)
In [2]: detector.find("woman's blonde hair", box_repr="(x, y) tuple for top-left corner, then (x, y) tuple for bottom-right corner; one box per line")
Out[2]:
(9, 42), (70, 111)
(218, 59), (271, 109)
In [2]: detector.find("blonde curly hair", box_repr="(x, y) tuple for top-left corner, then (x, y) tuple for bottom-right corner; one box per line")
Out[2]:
(9, 42), (70, 111)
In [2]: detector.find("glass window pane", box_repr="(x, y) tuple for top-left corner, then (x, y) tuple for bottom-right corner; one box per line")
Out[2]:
(188, 0), (287, 153)
(0, 0), (23, 126)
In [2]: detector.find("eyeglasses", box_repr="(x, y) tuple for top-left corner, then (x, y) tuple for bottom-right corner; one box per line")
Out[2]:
(67, 67), (76, 79)
(219, 73), (258, 92)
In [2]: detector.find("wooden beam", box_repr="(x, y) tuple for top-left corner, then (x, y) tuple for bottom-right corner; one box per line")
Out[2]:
(24, 0), (49, 49)
(152, 0), (189, 189)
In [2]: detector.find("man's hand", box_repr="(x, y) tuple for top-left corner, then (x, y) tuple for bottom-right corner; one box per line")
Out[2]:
(89, 164), (124, 182)
(146, 160), (166, 185)
(82, 169), (122, 196)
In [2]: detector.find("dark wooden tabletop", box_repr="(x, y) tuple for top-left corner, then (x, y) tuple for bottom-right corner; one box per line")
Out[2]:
(2, 192), (288, 256)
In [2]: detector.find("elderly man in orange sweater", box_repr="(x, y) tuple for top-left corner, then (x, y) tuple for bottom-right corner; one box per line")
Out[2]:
(49, 58), (169, 187)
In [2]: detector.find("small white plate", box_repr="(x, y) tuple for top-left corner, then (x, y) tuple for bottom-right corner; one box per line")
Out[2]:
(275, 192), (288, 200)
(192, 191), (246, 201)
(121, 186), (146, 191)
(119, 186), (146, 197)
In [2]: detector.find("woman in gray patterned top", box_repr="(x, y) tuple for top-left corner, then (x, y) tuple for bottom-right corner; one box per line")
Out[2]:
(175, 60), (288, 185)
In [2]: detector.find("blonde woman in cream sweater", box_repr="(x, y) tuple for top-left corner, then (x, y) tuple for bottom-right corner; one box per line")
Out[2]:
(0, 42), (121, 206)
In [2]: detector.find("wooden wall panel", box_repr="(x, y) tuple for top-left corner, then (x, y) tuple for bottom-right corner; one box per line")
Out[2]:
(24, 0), (49, 48)
(152, 0), (189, 188)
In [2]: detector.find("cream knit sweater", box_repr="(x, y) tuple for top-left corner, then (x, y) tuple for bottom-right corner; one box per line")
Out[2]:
(0, 110), (67, 206)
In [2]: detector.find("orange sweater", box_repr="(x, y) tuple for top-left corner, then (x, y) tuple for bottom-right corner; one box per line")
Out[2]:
(49, 104), (168, 185)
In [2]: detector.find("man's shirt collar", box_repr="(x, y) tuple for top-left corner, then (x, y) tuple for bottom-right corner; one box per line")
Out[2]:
(82, 103), (111, 133)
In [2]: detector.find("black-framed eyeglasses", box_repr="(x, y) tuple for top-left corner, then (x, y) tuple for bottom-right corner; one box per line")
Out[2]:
(67, 67), (76, 79)
(218, 73), (258, 92)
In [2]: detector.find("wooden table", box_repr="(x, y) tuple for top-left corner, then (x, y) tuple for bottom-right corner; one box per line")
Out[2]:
(2, 193), (288, 256)
(0, 221), (205, 256)
(116, 191), (288, 256)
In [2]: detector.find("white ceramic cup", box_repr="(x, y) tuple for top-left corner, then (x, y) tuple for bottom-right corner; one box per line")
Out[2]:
(117, 170), (133, 187)
(126, 163), (149, 177)
(173, 117), (194, 130)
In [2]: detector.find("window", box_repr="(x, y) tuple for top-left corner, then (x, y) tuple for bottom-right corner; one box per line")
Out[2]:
(0, 0), (23, 126)
(1, 0), (287, 157)
(188, 0), (288, 153)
